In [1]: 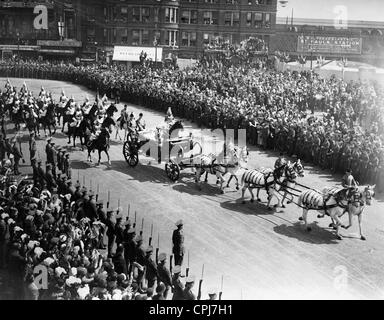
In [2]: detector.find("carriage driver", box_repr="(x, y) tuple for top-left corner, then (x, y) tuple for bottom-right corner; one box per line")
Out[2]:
(342, 168), (358, 201)
(127, 113), (137, 135)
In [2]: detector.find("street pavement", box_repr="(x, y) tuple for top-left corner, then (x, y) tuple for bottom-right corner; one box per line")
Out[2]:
(2, 77), (384, 300)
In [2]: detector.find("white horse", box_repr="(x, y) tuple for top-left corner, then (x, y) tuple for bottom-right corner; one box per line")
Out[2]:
(341, 185), (375, 241)
(240, 161), (304, 210)
(298, 186), (352, 240)
(194, 145), (247, 194)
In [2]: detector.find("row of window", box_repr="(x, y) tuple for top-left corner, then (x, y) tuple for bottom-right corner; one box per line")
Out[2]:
(100, 28), (270, 48)
(107, 6), (272, 28)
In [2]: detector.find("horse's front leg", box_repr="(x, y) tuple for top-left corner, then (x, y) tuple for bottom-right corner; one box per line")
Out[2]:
(358, 214), (366, 240)
(97, 149), (101, 166)
(217, 173), (226, 194)
(105, 150), (111, 166)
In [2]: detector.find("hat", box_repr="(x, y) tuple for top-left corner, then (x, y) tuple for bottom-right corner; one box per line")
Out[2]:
(186, 275), (196, 284)
(145, 245), (153, 253)
(158, 253), (167, 262)
(47, 137), (52, 142)
(135, 235), (143, 242)
(175, 219), (183, 227)
(173, 265), (182, 274)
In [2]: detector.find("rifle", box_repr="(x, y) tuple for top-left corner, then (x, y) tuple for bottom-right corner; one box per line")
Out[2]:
(96, 184), (99, 201)
(107, 190), (110, 209)
(133, 211), (137, 228)
(155, 233), (159, 264)
(197, 264), (204, 300)
(186, 250), (190, 277)
(127, 204), (130, 220)
(77, 170), (80, 183)
(140, 217), (144, 236)
(90, 179), (92, 192)
(82, 175), (85, 187)
(170, 255), (173, 274)
(219, 275), (224, 300)
(117, 198), (120, 212)
(149, 223), (153, 246)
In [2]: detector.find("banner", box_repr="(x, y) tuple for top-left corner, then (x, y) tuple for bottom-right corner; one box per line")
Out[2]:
(297, 35), (362, 54)
(112, 46), (163, 62)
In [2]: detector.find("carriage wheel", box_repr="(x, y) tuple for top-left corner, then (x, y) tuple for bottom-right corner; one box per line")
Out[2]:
(123, 141), (139, 167)
(165, 161), (180, 182)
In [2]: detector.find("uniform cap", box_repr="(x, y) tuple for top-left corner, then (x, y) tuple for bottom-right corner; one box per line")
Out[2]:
(173, 265), (182, 274)
(127, 228), (136, 234)
(208, 288), (218, 295)
(175, 219), (183, 227)
(135, 235), (143, 242)
(47, 137), (52, 141)
(186, 275), (195, 283)
(145, 245), (153, 253)
(158, 253), (167, 262)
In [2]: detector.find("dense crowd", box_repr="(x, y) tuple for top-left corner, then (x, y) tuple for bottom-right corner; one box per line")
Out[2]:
(0, 151), (205, 300)
(0, 60), (383, 193)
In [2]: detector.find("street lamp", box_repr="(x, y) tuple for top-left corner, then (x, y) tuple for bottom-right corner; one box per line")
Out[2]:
(153, 36), (158, 65)
(16, 32), (20, 59)
(58, 17), (65, 41)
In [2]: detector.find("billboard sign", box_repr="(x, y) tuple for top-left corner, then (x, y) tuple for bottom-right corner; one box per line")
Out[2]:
(112, 46), (163, 62)
(297, 35), (362, 54)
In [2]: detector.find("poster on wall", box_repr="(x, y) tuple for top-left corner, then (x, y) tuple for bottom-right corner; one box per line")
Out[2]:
(112, 46), (163, 62)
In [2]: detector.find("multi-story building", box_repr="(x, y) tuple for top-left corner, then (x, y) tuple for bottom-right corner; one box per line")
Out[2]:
(0, 0), (82, 60)
(82, 0), (278, 61)
(271, 17), (384, 67)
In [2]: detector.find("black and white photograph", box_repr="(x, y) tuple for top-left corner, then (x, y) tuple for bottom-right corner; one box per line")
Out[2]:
(0, 0), (383, 304)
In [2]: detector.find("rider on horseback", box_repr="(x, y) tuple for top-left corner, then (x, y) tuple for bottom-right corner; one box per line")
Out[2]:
(165, 107), (175, 125)
(341, 168), (358, 202)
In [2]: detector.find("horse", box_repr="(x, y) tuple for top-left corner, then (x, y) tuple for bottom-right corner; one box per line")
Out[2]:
(278, 159), (305, 208)
(341, 185), (375, 240)
(24, 106), (40, 136)
(85, 127), (111, 165)
(240, 161), (304, 210)
(225, 146), (249, 190)
(60, 100), (74, 133)
(39, 103), (57, 137)
(67, 118), (90, 149)
(297, 186), (352, 240)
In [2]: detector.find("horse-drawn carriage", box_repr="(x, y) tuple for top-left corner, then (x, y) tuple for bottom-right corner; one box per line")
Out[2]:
(122, 120), (204, 181)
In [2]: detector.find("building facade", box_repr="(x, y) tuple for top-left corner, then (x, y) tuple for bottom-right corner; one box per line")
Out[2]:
(0, 0), (82, 59)
(80, 0), (278, 61)
(271, 17), (384, 67)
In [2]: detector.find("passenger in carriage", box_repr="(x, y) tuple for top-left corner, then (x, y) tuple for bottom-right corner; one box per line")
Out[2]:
(165, 107), (174, 124)
(136, 113), (146, 132)
(127, 113), (137, 134)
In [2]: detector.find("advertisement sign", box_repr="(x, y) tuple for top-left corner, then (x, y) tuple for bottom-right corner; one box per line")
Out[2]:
(112, 46), (163, 62)
(297, 35), (362, 54)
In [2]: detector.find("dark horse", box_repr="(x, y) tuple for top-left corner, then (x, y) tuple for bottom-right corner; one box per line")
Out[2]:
(40, 103), (57, 136)
(67, 118), (91, 150)
(86, 127), (111, 165)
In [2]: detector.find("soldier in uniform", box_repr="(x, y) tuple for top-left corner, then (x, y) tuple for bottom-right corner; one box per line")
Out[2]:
(45, 163), (57, 192)
(56, 147), (63, 172)
(144, 245), (159, 291)
(183, 275), (196, 300)
(64, 153), (71, 179)
(74, 181), (82, 202)
(172, 220), (185, 266)
(11, 138), (23, 175)
(96, 200), (107, 249)
(28, 132), (37, 166)
(45, 137), (53, 164)
(342, 168), (358, 200)
(86, 191), (98, 222)
(274, 152), (286, 170)
(36, 159), (45, 188)
(106, 209), (116, 258)
(359, 148), (370, 184)
(157, 253), (172, 299)
(319, 136), (331, 170)
(123, 226), (136, 275)
(171, 265), (184, 300)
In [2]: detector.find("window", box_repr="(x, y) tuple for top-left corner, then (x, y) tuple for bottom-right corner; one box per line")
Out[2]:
(141, 7), (150, 23)
(132, 7), (150, 22)
(203, 11), (218, 25)
(181, 31), (197, 47)
(165, 7), (178, 23)
(254, 12), (263, 28)
(132, 7), (140, 22)
(246, 12), (252, 27)
(121, 7), (127, 14)
(181, 10), (198, 24)
(226, 0), (239, 4)
(132, 30), (140, 46)
(154, 8), (159, 23)
(224, 12), (240, 26)
(121, 29), (128, 43)
(204, 0), (218, 3)
(165, 30), (178, 46)
(265, 13), (271, 28)
(142, 29), (149, 45)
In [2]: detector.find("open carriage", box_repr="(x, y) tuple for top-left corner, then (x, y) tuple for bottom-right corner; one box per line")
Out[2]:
(122, 120), (203, 181)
